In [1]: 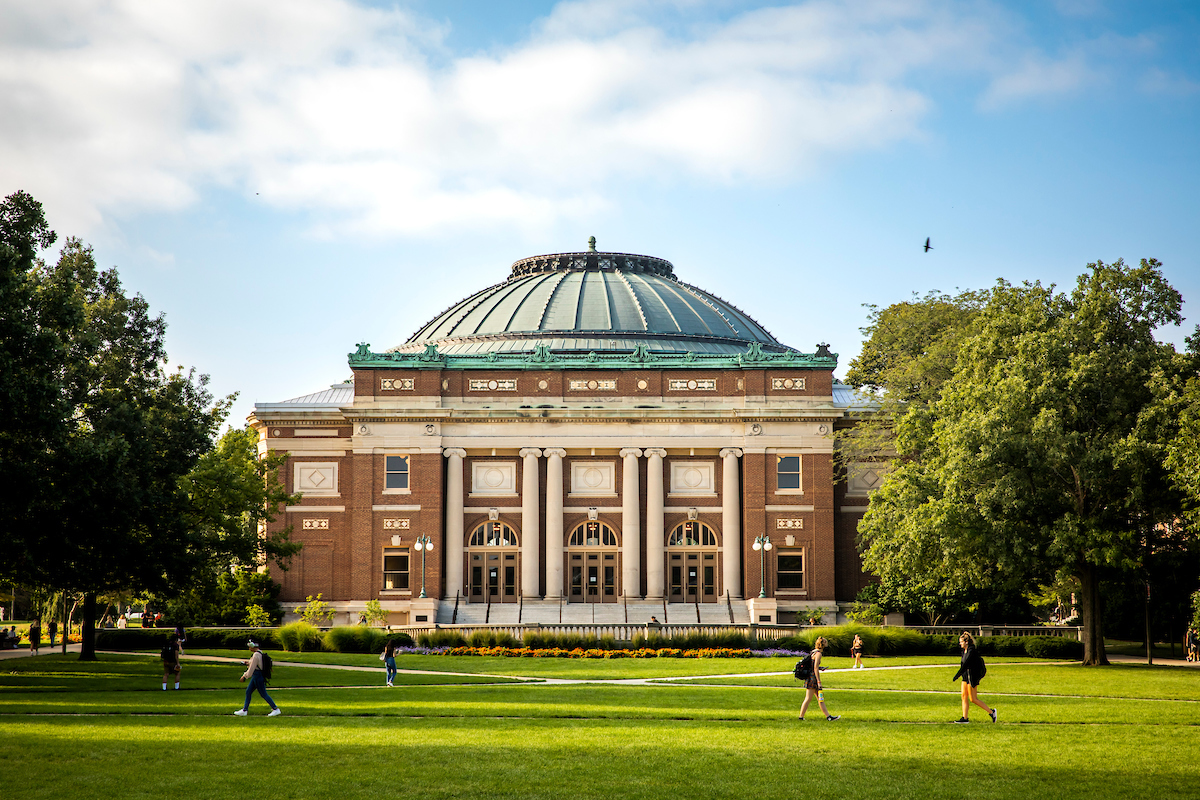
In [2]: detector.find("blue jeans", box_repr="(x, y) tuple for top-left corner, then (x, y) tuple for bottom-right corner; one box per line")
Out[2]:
(243, 671), (276, 711)
(385, 657), (397, 683)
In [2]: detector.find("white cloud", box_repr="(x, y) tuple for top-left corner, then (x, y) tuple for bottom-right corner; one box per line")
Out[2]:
(0, 0), (1103, 238)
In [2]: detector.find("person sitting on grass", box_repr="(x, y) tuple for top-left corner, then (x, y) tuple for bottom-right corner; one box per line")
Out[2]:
(951, 632), (996, 724)
(798, 637), (840, 722)
(235, 639), (280, 717)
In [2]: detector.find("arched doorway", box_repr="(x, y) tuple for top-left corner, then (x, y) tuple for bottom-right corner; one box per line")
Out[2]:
(667, 521), (720, 603)
(566, 520), (620, 603)
(466, 521), (519, 604)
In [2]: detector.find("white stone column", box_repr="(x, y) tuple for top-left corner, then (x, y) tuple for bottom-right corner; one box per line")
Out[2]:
(720, 448), (743, 600)
(544, 448), (566, 599)
(619, 448), (643, 598)
(644, 448), (667, 600)
(519, 448), (542, 598)
(443, 448), (467, 601)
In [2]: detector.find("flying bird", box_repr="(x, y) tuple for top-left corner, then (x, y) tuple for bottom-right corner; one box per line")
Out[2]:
(924, 237), (933, 252)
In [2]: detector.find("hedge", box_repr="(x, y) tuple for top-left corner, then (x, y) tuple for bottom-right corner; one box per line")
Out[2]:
(94, 626), (414, 653)
(778, 625), (1082, 660)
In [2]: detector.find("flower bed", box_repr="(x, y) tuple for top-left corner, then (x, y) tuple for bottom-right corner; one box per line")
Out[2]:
(434, 645), (804, 659)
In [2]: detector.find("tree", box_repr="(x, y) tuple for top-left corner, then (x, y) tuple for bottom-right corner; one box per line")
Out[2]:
(0, 191), (295, 659)
(860, 260), (1189, 664)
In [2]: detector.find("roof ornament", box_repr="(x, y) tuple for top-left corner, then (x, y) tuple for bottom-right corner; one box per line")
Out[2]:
(416, 343), (444, 363)
(527, 343), (557, 363)
(350, 342), (372, 362)
(630, 343), (658, 363)
(815, 343), (833, 359)
(742, 341), (767, 362)
(588, 236), (597, 251)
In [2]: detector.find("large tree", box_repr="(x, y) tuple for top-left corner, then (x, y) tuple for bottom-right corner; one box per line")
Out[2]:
(860, 259), (1190, 664)
(0, 191), (294, 658)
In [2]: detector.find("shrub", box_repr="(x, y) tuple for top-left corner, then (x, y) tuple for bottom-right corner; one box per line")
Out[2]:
(468, 629), (520, 648)
(245, 605), (272, 628)
(974, 635), (1028, 657)
(323, 626), (389, 653)
(295, 594), (334, 626)
(278, 621), (320, 652)
(418, 629), (467, 649)
(1024, 636), (1084, 660)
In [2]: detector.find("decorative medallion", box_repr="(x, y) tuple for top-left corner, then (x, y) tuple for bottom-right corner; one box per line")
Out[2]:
(772, 377), (807, 390)
(637, 379), (648, 390)
(380, 378), (414, 391)
(538, 379), (549, 390)
(469, 379), (516, 391)
(383, 518), (410, 530)
(776, 518), (804, 529)
(569, 379), (616, 391)
(302, 519), (330, 530)
(668, 379), (716, 391)
(271, 429), (282, 437)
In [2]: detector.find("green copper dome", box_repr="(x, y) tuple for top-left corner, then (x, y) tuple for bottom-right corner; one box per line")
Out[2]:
(393, 246), (792, 356)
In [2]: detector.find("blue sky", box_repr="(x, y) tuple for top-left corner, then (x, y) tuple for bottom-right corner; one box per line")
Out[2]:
(3, 0), (1198, 427)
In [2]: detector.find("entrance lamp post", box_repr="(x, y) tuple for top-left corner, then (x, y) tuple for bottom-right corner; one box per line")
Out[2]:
(752, 534), (773, 598)
(414, 534), (434, 599)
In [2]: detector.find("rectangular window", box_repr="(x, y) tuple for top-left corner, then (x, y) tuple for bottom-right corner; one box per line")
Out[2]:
(777, 551), (805, 590)
(383, 549), (410, 590)
(386, 456), (409, 490)
(777, 456), (801, 490)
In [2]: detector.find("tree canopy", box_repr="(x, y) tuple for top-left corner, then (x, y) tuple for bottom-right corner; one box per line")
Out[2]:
(0, 191), (296, 658)
(857, 259), (1193, 664)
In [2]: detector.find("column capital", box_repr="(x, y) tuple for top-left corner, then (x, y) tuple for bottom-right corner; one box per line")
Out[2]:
(619, 448), (643, 459)
(518, 448), (543, 458)
(543, 447), (567, 459)
(644, 448), (667, 459)
(443, 447), (467, 459)
(719, 448), (743, 459)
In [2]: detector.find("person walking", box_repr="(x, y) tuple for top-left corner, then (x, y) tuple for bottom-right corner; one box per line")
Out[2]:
(28, 619), (41, 655)
(48, 620), (58, 648)
(382, 638), (399, 687)
(850, 634), (865, 669)
(798, 637), (840, 721)
(952, 632), (996, 723)
(161, 633), (182, 690)
(235, 639), (280, 717)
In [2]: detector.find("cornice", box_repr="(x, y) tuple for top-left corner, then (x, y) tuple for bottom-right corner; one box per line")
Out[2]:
(348, 341), (837, 371)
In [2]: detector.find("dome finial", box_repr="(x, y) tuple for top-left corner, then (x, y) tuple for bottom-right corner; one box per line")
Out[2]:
(587, 236), (597, 252)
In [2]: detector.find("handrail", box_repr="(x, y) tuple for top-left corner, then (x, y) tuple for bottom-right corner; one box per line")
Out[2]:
(662, 597), (668, 624)
(452, 592), (460, 624)
(694, 596), (701, 624)
(726, 591), (734, 624)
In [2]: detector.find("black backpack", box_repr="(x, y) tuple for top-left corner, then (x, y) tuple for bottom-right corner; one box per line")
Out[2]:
(260, 651), (273, 683)
(794, 653), (814, 680)
(160, 642), (175, 661)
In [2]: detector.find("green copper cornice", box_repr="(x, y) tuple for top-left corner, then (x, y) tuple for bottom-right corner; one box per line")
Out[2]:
(348, 341), (838, 371)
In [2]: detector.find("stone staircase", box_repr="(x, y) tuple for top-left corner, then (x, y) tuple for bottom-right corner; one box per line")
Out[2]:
(434, 596), (753, 627)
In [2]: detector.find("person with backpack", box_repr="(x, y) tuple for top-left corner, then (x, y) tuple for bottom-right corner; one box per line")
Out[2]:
(382, 638), (399, 687)
(161, 633), (182, 690)
(797, 636), (840, 721)
(235, 639), (281, 717)
(951, 631), (996, 723)
(28, 619), (41, 655)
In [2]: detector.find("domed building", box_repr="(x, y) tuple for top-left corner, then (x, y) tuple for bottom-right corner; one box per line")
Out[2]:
(250, 241), (880, 628)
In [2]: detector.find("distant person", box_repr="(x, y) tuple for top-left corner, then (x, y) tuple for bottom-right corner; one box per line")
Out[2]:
(174, 625), (186, 654)
(951, 632), (996, 724)
(798, 637), (840, 721)
(0, 605), (6, 622)
(3, 626), (16, 649)
(117, 614), (127, 630)
(161, 633), (182, 690)
(1186, 627), (1198, 662)
(48, 620), (58, 648)
(28, 619), (41, 655)
(850, 634), (864, 669)
(382, 638), (399, 687)
(235, 639), (281, 717)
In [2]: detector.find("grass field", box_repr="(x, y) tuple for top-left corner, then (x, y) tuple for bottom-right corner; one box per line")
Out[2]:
(2, 651), (1197, 800)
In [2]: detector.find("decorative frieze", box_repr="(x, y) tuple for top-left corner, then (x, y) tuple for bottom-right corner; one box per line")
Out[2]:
(383, 518), (410, 530)
(668, 378), (716, 391)
(380, 378), (414, 391)
(772, 377), (806, 390)
(776, 518), (804, 529)
(294, 462), (338, 495)
(468, 379), (517, 391)
(472, 462), (517, 495)
(670, 461), (715, 495)
(570, 462), (616, 496)
(569, 379), (617, 391)
(302, 519), (329, 530)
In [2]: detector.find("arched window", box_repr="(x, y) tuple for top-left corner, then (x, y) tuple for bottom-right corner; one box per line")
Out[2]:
(668, 521), (717, 547)
(468, 521), (518, 547)
(568, 520), (618, 547)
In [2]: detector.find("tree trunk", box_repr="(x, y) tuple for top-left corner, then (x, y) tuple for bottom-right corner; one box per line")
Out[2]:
(1078, 565), (1109, 666)
(79, 592), (97, 661)
(1145, 581), (1153, 665)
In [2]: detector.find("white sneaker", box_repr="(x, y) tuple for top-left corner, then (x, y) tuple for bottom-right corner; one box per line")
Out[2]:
(234, 709), (248, 716)
(267, 708), (282, 717)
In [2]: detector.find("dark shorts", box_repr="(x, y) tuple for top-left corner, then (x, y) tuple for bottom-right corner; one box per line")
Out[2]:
(850, 647), (862, 656)
(163, 659), (181, 674)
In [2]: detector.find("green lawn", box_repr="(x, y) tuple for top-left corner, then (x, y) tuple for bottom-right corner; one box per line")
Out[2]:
(2, 652), (1197, 799)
